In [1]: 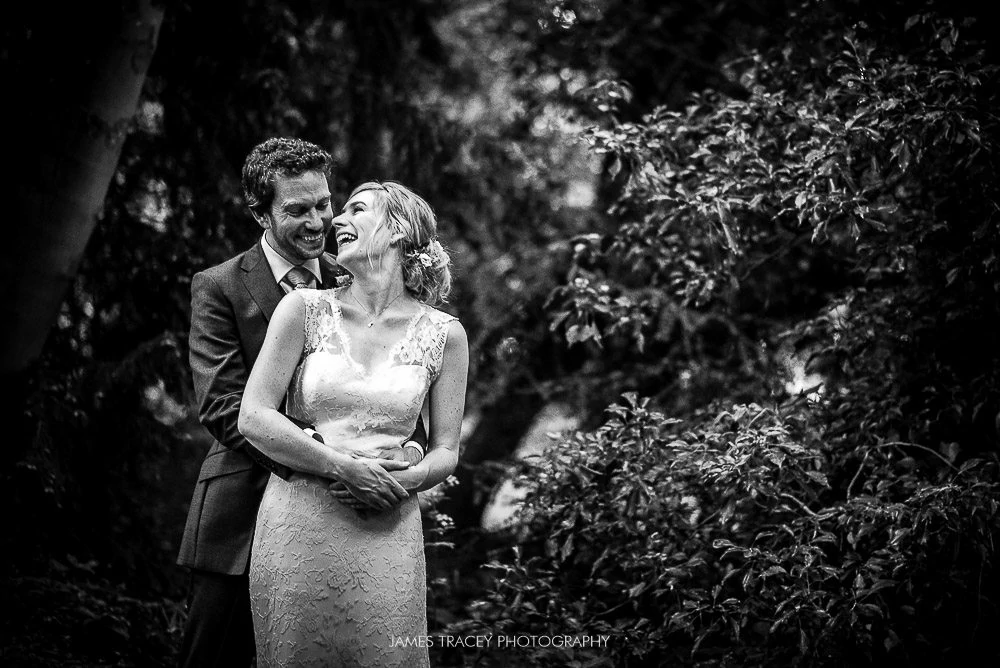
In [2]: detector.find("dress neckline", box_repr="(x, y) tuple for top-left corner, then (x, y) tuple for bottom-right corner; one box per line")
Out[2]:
(328, 288), (426, 378)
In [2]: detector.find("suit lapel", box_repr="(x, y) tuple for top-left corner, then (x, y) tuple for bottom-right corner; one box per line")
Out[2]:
(240, 242), (284, 322)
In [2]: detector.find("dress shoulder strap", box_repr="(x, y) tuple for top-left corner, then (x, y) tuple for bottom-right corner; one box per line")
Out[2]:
(414, 306), (459, 382)
(299, 288), (332, 356)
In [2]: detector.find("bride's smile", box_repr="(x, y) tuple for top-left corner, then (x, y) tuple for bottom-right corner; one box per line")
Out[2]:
(333, 190), (394, 268)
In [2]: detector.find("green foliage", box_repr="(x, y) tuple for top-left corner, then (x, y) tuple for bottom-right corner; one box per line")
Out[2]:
(1, 334), (197, 664)
(464, 1), (1000, 666)
(5, 334), (199, 586)
(4, 563), (183, 667)
(464, 398), (999, 666)
(549, 1), (1000, 428)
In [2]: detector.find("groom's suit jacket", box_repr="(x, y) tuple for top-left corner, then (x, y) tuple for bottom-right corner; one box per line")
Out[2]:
(177, 241), (342, 575)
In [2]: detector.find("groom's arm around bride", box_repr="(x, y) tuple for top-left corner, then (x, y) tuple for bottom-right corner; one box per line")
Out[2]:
(174, 137), (423, 668)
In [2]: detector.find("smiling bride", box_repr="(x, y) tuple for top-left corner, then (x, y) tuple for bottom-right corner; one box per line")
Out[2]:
(238, 181), (468, 667)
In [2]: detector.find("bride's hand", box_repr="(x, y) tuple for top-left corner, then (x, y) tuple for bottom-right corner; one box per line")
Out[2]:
(381, 445), (423, 467)
(332, 457), (410, 510)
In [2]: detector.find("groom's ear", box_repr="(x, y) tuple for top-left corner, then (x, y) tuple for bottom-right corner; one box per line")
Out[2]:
(251, 209), (272, 229)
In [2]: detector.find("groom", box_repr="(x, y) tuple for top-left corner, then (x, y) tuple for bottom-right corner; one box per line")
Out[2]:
(176, 137), (424, 667)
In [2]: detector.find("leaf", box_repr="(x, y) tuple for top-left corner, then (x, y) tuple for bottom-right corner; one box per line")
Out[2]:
(580, 323), (603, 345)
(864, 578), (897, 597)
(549, 310), (571, 330)
(545, 536), (558, 558)
(608, 155), (622, 180)
(891, 141), (912, 171)
(560, 534), (575, 562)
(628, 581), (649, 598)
(805, 471), (829, 487)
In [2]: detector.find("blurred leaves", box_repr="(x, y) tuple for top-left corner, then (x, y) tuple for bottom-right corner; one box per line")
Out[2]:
(464, 0), (1000, 665)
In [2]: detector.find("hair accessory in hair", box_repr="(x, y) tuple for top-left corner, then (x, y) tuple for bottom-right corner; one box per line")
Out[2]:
(405, 242), (434, 267)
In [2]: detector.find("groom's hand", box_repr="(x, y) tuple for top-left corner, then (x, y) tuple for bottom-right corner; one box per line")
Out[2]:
(400, 442), (424, 466)
(329, 454), (413, 512)
(331, 457), (409, 511)
(299, 425), (402, 511)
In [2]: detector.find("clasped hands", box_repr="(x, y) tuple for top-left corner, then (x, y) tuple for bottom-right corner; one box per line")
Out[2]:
(328, 444), (423, 513)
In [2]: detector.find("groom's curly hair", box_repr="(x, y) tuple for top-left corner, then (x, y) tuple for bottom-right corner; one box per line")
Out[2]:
(242, 137), (332, 217)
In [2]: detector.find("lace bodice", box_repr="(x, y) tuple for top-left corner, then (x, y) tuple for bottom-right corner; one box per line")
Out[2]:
(286, 287), (457, 457)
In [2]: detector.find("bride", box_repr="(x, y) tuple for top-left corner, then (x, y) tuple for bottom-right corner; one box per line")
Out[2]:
(239, 181), (468, 666)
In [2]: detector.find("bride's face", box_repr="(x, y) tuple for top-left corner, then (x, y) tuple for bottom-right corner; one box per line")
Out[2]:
(333, 189), (392, 270)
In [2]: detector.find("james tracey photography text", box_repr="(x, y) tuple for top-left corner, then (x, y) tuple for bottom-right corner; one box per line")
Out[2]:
(390, 634), (612, 649)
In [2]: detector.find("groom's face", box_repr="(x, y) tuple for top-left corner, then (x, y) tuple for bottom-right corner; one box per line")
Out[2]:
(259, 169), (333, 264)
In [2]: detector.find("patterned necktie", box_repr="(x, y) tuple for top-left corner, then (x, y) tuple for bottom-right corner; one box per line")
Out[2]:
(284, 266), (315, 290)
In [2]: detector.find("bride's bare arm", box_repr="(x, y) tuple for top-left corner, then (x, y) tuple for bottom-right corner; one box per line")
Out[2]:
(389, 320), (469, 493)
(239, 292), (410, 509)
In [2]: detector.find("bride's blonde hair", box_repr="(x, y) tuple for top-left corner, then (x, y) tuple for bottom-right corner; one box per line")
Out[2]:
(349, 180), (452, 306)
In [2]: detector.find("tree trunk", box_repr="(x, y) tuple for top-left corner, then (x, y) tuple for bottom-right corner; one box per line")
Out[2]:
(2, 0), (165, 377)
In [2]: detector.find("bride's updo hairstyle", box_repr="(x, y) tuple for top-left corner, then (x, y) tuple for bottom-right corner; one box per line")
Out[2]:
(349, 180), (452, 306)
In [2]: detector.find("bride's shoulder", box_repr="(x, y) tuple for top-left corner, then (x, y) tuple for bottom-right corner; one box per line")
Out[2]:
(421, 304), (459, 326)
(282, 288), (338, 321)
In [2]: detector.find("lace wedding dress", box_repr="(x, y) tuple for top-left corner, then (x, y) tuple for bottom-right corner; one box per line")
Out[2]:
(249, 287), (456, 667)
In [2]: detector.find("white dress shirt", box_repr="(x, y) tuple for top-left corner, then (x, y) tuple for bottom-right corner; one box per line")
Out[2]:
(260, 234), (322, 293)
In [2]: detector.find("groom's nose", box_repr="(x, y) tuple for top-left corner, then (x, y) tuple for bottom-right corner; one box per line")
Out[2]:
(303, 208), (326, 231)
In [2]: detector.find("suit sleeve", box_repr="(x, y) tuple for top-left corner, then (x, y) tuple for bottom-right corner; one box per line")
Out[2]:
(189, 271), (292, 479)
(410, 414), (428, 453)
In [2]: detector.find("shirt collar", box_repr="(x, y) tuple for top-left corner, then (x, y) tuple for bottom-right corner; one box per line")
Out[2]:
(260, 234), (322, 285)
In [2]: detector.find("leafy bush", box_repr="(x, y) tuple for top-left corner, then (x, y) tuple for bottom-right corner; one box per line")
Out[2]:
(1, 334), (199, 665)
(549, 1), (1000, 426)
(3, 562), (183, 667)
(458, 1), (1000, 666)
(461, 397), (999, 666)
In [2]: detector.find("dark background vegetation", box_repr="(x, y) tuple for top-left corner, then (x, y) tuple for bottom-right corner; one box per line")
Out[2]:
(2, 0), (998, 665)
